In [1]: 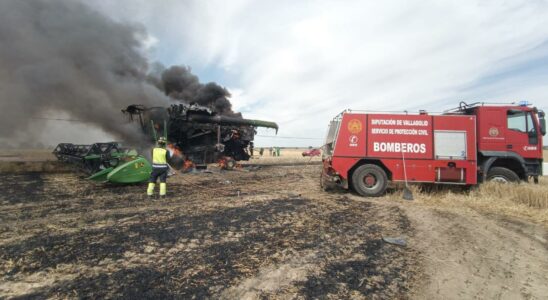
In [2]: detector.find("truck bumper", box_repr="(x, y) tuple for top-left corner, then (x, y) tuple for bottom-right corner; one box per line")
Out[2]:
(321, 171), (342, 190)
(321, 159), (347, 190)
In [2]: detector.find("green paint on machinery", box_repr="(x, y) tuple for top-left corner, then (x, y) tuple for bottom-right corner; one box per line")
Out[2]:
(87, 167), (113, 182)
(106, 157), (152, 183)
(53, 142), (152, 184)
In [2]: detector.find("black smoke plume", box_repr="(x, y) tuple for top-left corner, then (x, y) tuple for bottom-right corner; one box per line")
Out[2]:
(0, 0), (239, 147)
(159, 66), (240, 117)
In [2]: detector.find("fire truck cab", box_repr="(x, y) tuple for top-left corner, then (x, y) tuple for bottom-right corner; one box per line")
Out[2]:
(321, 102), (545, 197)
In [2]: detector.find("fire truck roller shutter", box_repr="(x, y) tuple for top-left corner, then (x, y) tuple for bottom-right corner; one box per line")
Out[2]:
(351, 164), (388, 197)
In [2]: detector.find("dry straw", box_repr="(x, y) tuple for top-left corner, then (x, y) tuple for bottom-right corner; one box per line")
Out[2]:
(411, 177), (548, 225)
(476, 181), (548, 209)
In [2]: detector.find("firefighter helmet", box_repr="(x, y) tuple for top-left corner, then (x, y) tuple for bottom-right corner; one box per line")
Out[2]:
(157, 137), (167, 145)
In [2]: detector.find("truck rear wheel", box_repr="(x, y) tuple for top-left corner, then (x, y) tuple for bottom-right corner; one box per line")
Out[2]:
(486, 167), (520, 183)
(352, 164), (388, 197)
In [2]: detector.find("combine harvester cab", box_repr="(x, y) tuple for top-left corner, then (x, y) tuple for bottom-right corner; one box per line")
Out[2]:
(322, 101), (545, 197)
(53, 142), (152, 184)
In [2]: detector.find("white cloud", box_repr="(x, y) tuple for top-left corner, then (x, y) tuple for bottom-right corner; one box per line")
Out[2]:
(96, 0), (548, 146)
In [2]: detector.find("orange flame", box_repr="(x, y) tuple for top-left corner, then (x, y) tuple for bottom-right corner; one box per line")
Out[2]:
(218, 157), (227, 169)
(167, 144), (183, 157)
(217, 156), (242, 170)
(183, 160), (195, 171)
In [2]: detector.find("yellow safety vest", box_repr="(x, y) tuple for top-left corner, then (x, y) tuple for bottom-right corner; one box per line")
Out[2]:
(152, 147), (167, 167)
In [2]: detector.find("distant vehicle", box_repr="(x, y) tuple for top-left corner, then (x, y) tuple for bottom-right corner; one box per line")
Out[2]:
(302, 148), (321, 157)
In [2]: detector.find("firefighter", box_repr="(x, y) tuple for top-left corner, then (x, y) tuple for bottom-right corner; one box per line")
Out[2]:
(147, 137), (171, 198)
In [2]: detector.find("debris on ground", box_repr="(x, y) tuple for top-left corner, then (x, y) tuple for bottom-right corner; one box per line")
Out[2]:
(382, 236), (407, 247)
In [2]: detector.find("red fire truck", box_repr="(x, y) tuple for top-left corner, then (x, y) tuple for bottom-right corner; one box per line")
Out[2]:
(321, 102), (546, 197)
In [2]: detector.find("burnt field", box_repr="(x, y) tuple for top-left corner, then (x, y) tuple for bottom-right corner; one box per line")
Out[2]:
(0, 165), (419, 299)
(1, 158), (548, 299)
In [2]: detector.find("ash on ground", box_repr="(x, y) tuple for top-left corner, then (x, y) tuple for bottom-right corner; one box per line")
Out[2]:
(0, 165), (418, 299)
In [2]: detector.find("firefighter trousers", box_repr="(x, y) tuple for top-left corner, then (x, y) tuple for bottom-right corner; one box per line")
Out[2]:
(147, 166), (168, 196)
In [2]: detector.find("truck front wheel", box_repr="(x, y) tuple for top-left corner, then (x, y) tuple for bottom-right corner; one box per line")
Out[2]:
(352, 164), (388, 197)
(486, 167), (520, 183)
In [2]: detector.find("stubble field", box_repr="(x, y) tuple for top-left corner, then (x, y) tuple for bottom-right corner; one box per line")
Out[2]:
(0, 150), (547, 299)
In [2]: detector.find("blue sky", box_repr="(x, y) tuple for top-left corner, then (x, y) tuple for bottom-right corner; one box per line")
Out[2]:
(92, 0), (548, 147)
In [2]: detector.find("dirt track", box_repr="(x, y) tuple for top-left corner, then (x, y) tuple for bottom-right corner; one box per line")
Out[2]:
(0, 165), (547, 299)
(405, 206), (548, 299)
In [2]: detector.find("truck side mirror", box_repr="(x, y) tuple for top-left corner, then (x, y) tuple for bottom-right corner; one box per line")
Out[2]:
(539, 111), (546, 136)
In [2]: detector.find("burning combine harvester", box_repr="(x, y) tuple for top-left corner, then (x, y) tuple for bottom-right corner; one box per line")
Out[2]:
(53, 103), (277, 184)
(122, 103), (278, 170)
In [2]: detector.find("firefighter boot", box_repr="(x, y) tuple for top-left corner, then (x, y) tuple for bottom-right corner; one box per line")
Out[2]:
(147, 183), (155, 198)
(159, 183), (167, 198)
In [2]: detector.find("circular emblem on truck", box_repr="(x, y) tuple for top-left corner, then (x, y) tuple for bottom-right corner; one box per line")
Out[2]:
(488, 127), (499, 137)
(348, 119), (363, 134)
